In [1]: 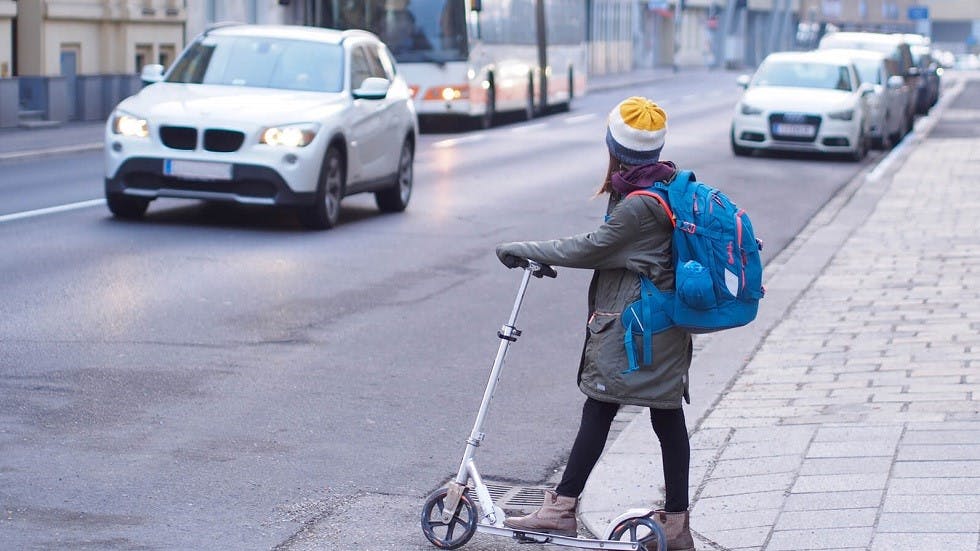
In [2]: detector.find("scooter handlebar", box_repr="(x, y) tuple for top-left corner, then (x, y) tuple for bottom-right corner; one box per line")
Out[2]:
(522, 259), (557, 279)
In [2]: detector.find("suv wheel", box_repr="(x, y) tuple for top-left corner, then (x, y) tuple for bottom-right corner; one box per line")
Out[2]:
(106, 192), (150, 219)
(375, 138), (413, 213)
(300, 147), (344, 230)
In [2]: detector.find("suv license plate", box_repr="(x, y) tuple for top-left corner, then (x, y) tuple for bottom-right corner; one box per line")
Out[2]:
(772, 123), (816, 138)
(164, 159), (232, 181)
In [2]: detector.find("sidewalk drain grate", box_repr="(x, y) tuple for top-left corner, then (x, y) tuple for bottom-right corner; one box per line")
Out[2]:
(464, 481), (548, 513)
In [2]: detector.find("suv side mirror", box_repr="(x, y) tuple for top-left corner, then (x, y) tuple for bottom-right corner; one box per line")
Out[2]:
(858, 82), (875, 96)
(886, 75), (905, 89)
(352, 77), (391, 100)
(140, 64), (165, 85)
(906, 66), (920, 77)
(736, 74), (751, 89)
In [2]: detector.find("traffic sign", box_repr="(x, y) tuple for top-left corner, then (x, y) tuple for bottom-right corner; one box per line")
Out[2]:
(908, 5), (929, 20)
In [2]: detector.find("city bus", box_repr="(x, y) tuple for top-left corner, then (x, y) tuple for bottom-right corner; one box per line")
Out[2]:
(300, 0), (588, 129)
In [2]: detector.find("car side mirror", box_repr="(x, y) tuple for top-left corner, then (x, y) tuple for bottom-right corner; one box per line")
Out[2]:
(886, 75), (905, 89)
(352, 77), (390, 100)
(736, 74), (751, 89)
(140, 64), (165, 85)
(907, 66), (920, 77)
(859, 82), (875, 96)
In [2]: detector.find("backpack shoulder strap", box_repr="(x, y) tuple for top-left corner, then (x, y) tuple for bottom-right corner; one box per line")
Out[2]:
(626, 188), (676, 228)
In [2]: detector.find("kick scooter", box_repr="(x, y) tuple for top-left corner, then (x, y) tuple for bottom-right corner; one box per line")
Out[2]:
(421, 260), (667, 551)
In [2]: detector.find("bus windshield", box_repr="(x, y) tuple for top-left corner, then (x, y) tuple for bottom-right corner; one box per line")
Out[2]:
(312, 0), (468, 63)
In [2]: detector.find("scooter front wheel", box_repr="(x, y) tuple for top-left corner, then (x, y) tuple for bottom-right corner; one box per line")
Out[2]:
(609, 515), (666, 551)
(420, 486), (478, 549)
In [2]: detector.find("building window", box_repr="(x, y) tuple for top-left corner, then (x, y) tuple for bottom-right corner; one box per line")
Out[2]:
(159, 44), (177, 69)
(135, 44), (153, 72)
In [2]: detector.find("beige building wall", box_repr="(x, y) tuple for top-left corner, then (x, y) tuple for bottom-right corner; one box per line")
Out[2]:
(0, 1), (14, 78)
(16, 0), (185, 77)
(797, 0), (930, 27)
(923, 0), (980, 21)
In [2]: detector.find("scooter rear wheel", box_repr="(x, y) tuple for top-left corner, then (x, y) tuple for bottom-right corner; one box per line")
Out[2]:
(420, 487), (478, 549)
(609, 515), (666, 551)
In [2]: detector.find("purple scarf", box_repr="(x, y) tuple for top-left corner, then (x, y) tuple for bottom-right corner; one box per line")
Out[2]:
(610, 161), (677, 196)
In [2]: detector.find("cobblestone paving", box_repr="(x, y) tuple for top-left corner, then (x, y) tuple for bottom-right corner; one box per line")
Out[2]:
(690, 112), (980, 550)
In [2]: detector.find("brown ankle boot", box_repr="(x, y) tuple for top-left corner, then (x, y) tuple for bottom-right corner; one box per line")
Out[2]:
(650, 509), (695, 551)
(504, 490), (578, 537)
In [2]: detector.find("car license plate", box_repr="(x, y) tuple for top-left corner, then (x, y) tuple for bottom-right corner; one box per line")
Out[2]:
(772, 123), (816, 138)
(163, 159), (232, 181)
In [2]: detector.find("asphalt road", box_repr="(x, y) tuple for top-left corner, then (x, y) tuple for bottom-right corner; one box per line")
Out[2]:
(0, 71), (885, 550)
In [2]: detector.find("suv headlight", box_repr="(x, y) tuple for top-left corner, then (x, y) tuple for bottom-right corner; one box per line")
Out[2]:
(260, 123), (320, 147)
(740, 102), (763, 116)
(827, 109), (855, 121)
(112, 112), (149, 138)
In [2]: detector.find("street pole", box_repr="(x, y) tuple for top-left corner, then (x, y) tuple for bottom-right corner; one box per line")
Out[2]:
(720, 0), (737, 69)
(673, 0), (682, 72)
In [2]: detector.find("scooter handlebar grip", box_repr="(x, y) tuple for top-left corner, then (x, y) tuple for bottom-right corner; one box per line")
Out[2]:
(527, 260), (557, 279)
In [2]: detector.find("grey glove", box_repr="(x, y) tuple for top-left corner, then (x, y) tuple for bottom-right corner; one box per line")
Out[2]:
(495, 242), (524, 269)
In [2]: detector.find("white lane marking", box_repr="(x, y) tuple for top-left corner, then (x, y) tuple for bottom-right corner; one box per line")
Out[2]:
(0, 198), (105, 223)
(0, 142), (103, 161)
(510, 122), (548, 133)
(564, 114), (597, 124)
(432, 135), (485, 148)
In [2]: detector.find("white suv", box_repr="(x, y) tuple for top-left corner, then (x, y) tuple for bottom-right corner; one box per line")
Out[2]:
(105, 24), (419, 229)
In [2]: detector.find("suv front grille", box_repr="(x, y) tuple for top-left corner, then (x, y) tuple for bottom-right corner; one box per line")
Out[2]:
(159, 126), (197, 150)
(204, 129), (246, 152)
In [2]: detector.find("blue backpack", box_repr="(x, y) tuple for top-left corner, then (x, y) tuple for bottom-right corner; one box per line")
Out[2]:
(621, 170), (764, 373)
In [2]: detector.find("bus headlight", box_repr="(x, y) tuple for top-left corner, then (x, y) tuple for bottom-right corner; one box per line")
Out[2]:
(425, 85), (469, 101)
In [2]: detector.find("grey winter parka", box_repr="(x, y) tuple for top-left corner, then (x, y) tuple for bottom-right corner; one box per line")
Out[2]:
(499, 190), (693, 409)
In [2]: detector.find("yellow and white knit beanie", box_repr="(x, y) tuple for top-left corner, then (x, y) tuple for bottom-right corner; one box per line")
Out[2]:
(605, 96), (668, 166)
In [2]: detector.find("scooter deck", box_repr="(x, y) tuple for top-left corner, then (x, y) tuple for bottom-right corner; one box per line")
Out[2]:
(477, 524), (646, 550)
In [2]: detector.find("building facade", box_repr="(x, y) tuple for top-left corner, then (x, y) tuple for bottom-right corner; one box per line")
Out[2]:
(2, 0), (978, 128)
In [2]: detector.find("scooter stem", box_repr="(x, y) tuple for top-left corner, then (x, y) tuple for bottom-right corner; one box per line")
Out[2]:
(452, 266), (535, 485)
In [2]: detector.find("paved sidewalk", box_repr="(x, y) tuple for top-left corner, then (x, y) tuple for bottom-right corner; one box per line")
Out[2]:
(580, 72), (980, 550)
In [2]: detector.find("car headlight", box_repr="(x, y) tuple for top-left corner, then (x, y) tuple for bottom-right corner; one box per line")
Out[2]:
(827, 109), (855, 121)
(112, 112), (149, 138)
(259, 123), (320, 147)
(739, 102), (763, 116)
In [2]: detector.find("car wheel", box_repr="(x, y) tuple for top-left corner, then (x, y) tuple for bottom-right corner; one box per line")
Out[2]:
(299, 146), (344, 230)
(106, 192), (150, 219)
(375, 138), (413, 213)
(849, 130), (868, 162)
(888, 113), (903, 146)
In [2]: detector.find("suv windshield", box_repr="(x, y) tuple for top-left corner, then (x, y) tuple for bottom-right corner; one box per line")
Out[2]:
(167, 35), (345, 93)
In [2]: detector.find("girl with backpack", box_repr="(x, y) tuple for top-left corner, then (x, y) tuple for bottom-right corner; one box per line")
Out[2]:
(495, 96), (696, 551)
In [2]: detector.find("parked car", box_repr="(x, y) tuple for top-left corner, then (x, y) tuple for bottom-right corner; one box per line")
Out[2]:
(822, 48), (912, 149)
(818, 31), (920, 123)
(105, 24), (419, 229)
(731, 50), (874, 161)
(899, 33), (941, 112)
(954, 53), (980, 70)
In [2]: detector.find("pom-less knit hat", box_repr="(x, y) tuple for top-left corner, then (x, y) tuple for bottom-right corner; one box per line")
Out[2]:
(605, 96), (668, 166)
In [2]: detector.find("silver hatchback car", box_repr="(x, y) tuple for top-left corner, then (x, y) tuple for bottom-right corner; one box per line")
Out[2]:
(822, 48), (913, 150)
(105, 24), (419, 229)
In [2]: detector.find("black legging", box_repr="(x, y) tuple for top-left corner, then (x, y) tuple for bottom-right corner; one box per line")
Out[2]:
(555, 397), (690, 512)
